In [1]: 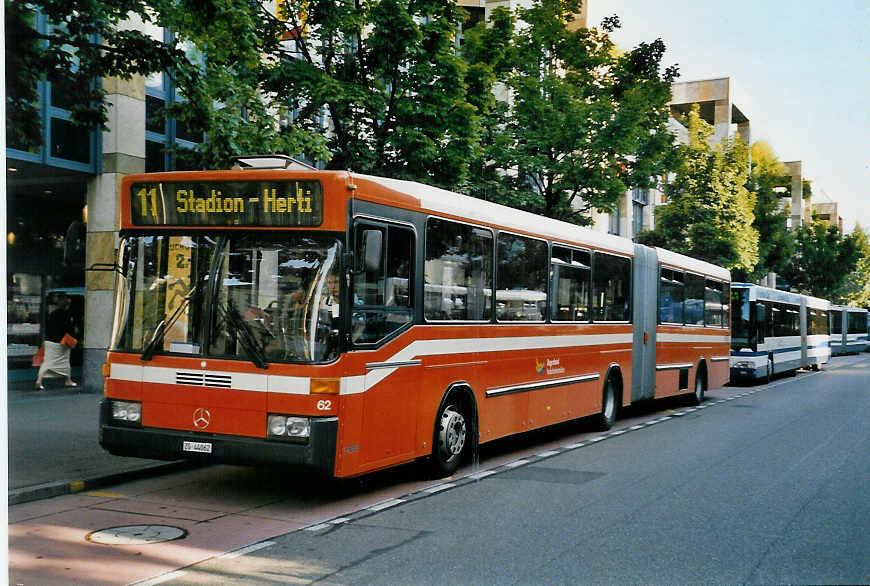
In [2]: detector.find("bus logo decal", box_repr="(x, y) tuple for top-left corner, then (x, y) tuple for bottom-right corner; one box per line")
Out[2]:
(193, 408), (212, 429)
(537, 358), (565, 376)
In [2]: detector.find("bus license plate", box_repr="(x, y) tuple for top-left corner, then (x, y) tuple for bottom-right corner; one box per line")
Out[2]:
(183, 441), (212, 454)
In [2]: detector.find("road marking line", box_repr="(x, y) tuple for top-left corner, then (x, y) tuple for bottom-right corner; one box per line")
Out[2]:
(135, 570), (187, 585)
(369, 498), (404, 512)
(469, 470), (496, 479)
(423, 483), (455, 494)
(537, 451), (559, 458)
(219, 541), (276, 560)
(83, 490), (125, 498)
(305, 523), (330, 532)
(504, 460), (528, 469)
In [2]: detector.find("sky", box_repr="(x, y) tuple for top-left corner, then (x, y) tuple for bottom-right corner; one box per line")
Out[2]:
(588, 0), (870, 234)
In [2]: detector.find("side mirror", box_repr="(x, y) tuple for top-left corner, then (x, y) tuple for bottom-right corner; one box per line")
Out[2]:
(359, 229), (383, 273)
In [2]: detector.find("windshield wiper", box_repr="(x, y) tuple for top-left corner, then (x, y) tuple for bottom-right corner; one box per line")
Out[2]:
(220, 298), (268, 369)
(141, 284), (199, 361)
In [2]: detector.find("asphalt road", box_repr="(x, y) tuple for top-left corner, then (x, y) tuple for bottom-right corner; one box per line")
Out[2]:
(158, 355), (870, 585)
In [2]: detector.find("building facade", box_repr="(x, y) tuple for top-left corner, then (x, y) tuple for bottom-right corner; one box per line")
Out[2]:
(6, 13), (192, 390)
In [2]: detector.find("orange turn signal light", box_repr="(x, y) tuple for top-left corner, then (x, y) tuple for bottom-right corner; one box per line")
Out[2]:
(102, 363), (111, 378)
(310, 378), (340, 395)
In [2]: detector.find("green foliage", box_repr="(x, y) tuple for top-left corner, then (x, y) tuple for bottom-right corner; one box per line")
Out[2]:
(5, 0), (184, 150)
(235, 0), (480, 188)
(462, 0), (679, 225)
(838, 224), (870, 308)
(733, 140), (795, 282)
(8, 0), (480, 186)
(638, 105), (758, 271)
(154, 0), (329, 168)
(779, 219), (861, 301)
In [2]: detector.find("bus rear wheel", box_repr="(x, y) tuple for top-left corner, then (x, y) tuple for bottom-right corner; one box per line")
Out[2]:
(593, 377), (617, 431)
(431, 402), (468, 477)
(690, 369), (706, 406)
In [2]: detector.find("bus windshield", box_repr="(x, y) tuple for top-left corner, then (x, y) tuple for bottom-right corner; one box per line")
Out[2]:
(730, 288), (753, 351)
(111, 233), (341, 364)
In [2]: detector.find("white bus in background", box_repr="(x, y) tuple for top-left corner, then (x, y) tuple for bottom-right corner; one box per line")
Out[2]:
(829, 305), (869, 355)
(730, 284), (830, 382)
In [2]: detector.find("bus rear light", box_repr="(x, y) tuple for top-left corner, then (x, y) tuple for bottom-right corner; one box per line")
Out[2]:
(310, 378), (339, 395)
(111, 400), (141, 424)
(267, 414), (310, 441)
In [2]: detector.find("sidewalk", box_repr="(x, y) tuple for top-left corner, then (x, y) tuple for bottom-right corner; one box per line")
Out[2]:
(6, 373), (188, 505)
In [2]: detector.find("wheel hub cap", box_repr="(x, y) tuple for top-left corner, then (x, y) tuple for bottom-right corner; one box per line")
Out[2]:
(439, 407), (466, 457)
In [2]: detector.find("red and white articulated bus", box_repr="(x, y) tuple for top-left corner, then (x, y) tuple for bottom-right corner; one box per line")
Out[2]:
(100, 158), (731, 478)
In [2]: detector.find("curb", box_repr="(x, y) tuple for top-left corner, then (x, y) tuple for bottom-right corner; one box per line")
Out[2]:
(8, 461), (195, 506)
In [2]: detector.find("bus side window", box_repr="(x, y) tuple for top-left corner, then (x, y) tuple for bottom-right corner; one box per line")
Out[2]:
(551, 246), (590, 323)
(756, 303), (767, 344)
(659, 268), (683, 324)
(591, 252), (630, 323)
(351, 223), (415, 344)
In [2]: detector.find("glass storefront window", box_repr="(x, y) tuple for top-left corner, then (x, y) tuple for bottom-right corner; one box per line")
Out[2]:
(7, 274), (43, 366)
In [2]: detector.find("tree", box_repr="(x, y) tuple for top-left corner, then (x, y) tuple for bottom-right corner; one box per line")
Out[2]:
(838, 224), (870, 308)
(5, 0), (184, 150)
(732, 141), (795, 282)
(462, 0), (679, 225)
(161, 0), (480, 187)
(637, 104), (758, 272)
(779, 219), (860, 301)
(8, 1), (483, 188)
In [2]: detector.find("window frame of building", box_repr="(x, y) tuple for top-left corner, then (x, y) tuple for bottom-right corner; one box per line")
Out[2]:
(607, 203), (621, 236)
(6, 11), (99, 173)
(145, 28), (203, 172)
(631, 188), (648, 239)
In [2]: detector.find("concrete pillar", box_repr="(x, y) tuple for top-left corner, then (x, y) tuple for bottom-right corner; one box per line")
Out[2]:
(737, 121), (751, 145)
(713, 98), (731, 144)
(82, 75), (146, 392)
(737, 121), (751, 166)
(620, 192), (631, 239)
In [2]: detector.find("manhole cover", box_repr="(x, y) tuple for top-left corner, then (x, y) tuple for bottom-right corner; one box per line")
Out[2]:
(87, 525), (187, 545)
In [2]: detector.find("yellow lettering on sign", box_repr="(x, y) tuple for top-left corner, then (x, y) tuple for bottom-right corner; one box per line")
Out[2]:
(263, 188), (303, 213)
(297, 184), (312, 212)
(176, 188), (244, 215)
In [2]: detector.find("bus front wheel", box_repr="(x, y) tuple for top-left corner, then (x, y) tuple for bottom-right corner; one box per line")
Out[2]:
(431, 402), (468, 477)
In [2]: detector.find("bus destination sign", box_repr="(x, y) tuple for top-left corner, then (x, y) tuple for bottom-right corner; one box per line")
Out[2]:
(131, 180), (323, 226)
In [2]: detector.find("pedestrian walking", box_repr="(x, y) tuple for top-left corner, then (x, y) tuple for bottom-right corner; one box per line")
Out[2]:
(35, 293), (80, 390)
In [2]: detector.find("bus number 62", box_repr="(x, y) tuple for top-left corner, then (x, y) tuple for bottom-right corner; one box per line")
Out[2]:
(316, 400), (332, 411)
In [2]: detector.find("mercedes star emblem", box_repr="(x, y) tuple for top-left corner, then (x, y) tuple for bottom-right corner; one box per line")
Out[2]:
(193, 407), (211, 429)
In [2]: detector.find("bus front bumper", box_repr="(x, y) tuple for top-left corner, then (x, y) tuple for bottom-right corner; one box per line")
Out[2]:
(99, 400), (337, 476)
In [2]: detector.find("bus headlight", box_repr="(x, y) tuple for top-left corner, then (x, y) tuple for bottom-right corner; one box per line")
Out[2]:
(267, 414), (310, 441)
(732, 361), (754, 369)
(111, 400), (141, 423)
